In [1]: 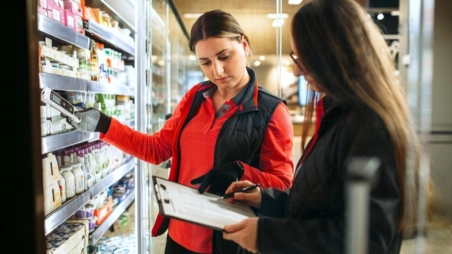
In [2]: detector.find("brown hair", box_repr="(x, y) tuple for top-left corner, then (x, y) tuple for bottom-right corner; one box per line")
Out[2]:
(291, 0), (424, 232)
(189, 9), (250, 53)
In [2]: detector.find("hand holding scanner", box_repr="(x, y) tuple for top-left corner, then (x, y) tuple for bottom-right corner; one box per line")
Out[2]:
(41, 87), (81, 124)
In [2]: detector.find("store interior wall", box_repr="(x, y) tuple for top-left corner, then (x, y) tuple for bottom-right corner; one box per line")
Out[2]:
(430, 0), (452, 216)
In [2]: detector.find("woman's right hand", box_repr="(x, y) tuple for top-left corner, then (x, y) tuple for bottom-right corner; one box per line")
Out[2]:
(225, 180), (262, 208)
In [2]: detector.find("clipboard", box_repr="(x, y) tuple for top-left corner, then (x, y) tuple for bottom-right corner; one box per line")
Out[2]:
(152, 176), (257, 231)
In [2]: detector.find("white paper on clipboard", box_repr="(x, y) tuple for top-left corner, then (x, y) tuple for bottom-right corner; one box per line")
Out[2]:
(152, 176), (257, 231)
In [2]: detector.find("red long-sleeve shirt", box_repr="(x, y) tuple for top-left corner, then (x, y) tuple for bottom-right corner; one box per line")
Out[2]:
(100, 84), (294, 253)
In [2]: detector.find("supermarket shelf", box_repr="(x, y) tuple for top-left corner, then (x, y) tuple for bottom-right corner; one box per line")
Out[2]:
(44, 158), (135, 235)
(39, 73), (87, 92)
(42, 131), (99, 154)
(39, 73), (134, 96)
(89, 158), (136, 198)
(88, 81), (133, 96)
(37, 13), (91, 50)
(91, 192), (136, 244)
(84, 19), (135, 56)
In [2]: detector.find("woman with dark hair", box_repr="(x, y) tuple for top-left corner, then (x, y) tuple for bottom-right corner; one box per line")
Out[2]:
(66, 9), (294, 254)
(222, 0), (425, 253)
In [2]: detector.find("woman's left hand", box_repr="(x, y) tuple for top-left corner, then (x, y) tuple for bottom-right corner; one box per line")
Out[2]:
(223, 217), (259, 253)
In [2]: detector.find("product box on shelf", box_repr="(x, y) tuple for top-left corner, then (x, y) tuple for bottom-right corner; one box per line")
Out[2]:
(40, 45), (79, 68)
(63, 10), (76, 30)
(46, 0), (66, 25)
(38, 6), (47, 16)
(47, 7), (62, 24)
(74, 14), (84, 35)
(82, 6), (98, 23)
(46, 220), (89, 254)
(63, 0), (82, 16)
(39, 0), (48, 9)
(41, 104), (75, 135)
(94, 197), (113, 225)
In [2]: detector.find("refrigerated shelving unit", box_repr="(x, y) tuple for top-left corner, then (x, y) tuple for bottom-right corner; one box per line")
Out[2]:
(37, 2), (138, 247)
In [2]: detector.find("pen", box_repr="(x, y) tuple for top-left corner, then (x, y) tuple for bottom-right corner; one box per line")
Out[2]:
(220, 184), (260, 199)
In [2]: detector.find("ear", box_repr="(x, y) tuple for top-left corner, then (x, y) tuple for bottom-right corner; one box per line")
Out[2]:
(241, 35), (249, 51)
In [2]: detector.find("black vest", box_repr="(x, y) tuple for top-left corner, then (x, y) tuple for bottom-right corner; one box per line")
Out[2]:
(182, 81), (285, 254)
(185, 84), (285, 170)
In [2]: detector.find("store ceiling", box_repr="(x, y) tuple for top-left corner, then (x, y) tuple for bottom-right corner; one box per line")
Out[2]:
(172, 0), (299, 59)
(172, 0), (400, 64)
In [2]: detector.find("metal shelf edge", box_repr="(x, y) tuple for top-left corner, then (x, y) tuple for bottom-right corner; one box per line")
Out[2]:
(44, 191), (91, 235)
(90, 192), (136, 244)
(39, 73), (87, 92)
(39, 73), (135, 96)
(84, 20), (135, 56)
(42, 131), (99, 154)
(88, 81), (133, 95)
(38, 13), (91, 50)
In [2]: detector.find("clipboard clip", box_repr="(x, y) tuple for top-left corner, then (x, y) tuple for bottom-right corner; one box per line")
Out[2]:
(155, 183), (170, 203)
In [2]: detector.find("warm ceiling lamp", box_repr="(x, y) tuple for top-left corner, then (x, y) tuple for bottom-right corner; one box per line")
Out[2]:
(272, 19), (285, 27)
(288, 0), (303, 4)
(266, 13), (289, 19)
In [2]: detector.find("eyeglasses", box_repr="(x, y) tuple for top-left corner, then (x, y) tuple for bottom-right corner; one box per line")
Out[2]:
(290, 51), (306, 73)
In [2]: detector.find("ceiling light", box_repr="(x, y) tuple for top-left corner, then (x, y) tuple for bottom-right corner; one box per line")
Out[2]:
(183, 13), (202, 19)
(288, 0), (303, 4)
(189, 55), (196, 61)
(391, 11), (400, 16)
(377, 13), (384, 20)
(254, 60), (261, 67)
(272, 19), (285, 27)
(259, 55), (266, 61)
(266, 13), (289, 19)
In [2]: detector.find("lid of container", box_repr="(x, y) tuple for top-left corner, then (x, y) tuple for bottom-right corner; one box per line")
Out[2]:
(59, 166), (72, 172)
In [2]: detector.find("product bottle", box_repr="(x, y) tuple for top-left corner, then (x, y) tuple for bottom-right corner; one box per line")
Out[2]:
(90, 40), (99, 81)
(77, 149), (91, 190)
(58, 169), (66, 203)
(61, 166), (76, 199)
(71, 163), (85, 194)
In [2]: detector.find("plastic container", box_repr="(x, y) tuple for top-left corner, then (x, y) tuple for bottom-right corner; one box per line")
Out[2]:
(58, 171), (66, 203)
(71, 163), (85, 194)
(61, 166), (76, 199)
(75, 205), (94, 219)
